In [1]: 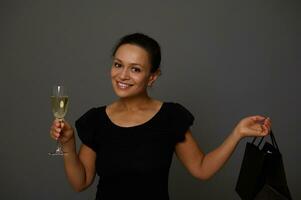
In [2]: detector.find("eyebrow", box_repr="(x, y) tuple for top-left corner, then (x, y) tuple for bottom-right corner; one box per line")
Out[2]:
(113, 57), (143, 67)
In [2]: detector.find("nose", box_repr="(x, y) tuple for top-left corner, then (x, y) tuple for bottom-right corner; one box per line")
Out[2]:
(119, 68), (130, 80)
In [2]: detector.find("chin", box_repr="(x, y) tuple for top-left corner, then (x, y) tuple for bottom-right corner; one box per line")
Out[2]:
(112, 86), (133, 98)
(115, 92), (139, 99)
(113, 87), (144, 99)
(112, 80), (147, 99)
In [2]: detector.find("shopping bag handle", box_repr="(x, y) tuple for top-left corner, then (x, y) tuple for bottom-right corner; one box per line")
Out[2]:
(251, 130), (279, 150)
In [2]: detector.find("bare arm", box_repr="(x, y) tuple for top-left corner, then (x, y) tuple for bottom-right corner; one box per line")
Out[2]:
(175, 115), (271, 180)
(62, 138), (96, 192)
(175, 130), (241, 180)
(50, 119), (96, 192)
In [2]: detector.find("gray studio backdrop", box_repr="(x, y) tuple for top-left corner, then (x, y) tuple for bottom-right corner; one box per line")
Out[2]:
(1, 0), (299, 199)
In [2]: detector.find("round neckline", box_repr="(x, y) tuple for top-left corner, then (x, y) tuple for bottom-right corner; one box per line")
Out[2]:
(104, 102), (165, 129)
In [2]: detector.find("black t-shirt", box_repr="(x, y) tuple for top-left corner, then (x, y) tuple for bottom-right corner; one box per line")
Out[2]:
(75, 102), (194, 200)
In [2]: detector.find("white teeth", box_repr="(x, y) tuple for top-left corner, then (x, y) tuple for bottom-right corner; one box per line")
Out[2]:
(118, 82), (130, 89)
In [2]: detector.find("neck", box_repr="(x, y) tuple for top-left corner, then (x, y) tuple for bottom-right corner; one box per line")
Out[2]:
(117, 94), (153, 111)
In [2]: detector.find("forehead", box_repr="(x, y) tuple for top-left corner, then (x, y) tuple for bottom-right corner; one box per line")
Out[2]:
(114, 44), (150, 66)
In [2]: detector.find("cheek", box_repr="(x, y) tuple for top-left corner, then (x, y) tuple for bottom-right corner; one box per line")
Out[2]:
(135, 75), (151, 87)
(110, 68), (117, 78)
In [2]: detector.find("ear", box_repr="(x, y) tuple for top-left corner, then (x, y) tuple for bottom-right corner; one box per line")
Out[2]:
(148, 69), (161, 86)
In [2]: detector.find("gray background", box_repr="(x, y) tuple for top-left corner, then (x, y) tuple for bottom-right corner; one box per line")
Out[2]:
(1, 0), (299, 199)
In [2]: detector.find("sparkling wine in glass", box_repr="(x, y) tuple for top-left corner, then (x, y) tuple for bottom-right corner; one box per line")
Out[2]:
(48, 85), (69, 156)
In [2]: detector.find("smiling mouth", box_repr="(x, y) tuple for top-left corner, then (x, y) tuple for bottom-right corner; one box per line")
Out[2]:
(116, 81), (133, 89)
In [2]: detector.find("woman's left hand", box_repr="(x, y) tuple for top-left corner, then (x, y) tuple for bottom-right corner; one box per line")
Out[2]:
(233, 115), (272, 139)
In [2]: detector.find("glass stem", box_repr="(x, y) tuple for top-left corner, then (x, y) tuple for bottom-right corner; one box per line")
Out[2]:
(57, 118), (64, 153)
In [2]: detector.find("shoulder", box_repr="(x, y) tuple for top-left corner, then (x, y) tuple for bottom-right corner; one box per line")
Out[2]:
(164, 102), (195, 142)
(164, 102), (192, 113)
(84, 106), (104, 115)
(164, 102), (194, 123)
(76, 106), (106, 121)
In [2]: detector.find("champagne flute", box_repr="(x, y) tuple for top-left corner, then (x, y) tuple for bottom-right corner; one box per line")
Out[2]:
(48, 85), (69, 156)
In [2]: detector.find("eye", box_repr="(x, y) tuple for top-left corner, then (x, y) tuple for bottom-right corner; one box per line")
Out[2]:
(131, 66), (141, 73)
(113, 62), (122, 68)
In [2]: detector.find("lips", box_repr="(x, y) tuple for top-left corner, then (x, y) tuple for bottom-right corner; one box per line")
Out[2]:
(116, 81), (133, 89)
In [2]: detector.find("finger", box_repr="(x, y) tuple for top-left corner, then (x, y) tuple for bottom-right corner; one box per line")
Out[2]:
(51, 125), (62, 135)
(261, 124), (270, 136)
(54, 121), (61, 128)
(50, 130), (60, 140)
(251, 115), (266, 122)
(50, 126), (56, 135)
(55, 119), (64, 127)
(51, 133), (59, 140)
(54, 126), (61, 133)
(51, 127), (61, 136)
(61, 122), (65, 129)
(263, 119), (272, 130)
(267, 123), (272, 133)
(264, 122), (270, 128)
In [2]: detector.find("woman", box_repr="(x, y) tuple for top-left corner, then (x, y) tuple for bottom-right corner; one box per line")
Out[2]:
(50, 33), (272, 200)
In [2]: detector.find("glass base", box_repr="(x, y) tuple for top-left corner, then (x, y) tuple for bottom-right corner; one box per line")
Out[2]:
(48, 147), (65, 156)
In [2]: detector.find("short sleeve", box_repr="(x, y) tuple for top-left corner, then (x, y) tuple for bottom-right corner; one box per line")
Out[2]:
(75, 108), (97, 151)
(172, 103), (194, 143)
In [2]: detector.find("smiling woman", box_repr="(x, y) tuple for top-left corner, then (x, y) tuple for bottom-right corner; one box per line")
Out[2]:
(111, 44), (159, 99)
(49, 33), (272, 200)
(112, 33), (161, 73)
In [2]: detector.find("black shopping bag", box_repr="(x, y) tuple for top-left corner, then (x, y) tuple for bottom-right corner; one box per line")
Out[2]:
(235, 131), (292, 200)
(254, 184), (289, 200)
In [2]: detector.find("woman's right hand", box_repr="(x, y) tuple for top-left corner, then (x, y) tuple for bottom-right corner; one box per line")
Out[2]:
(50, 119), (75, 145)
